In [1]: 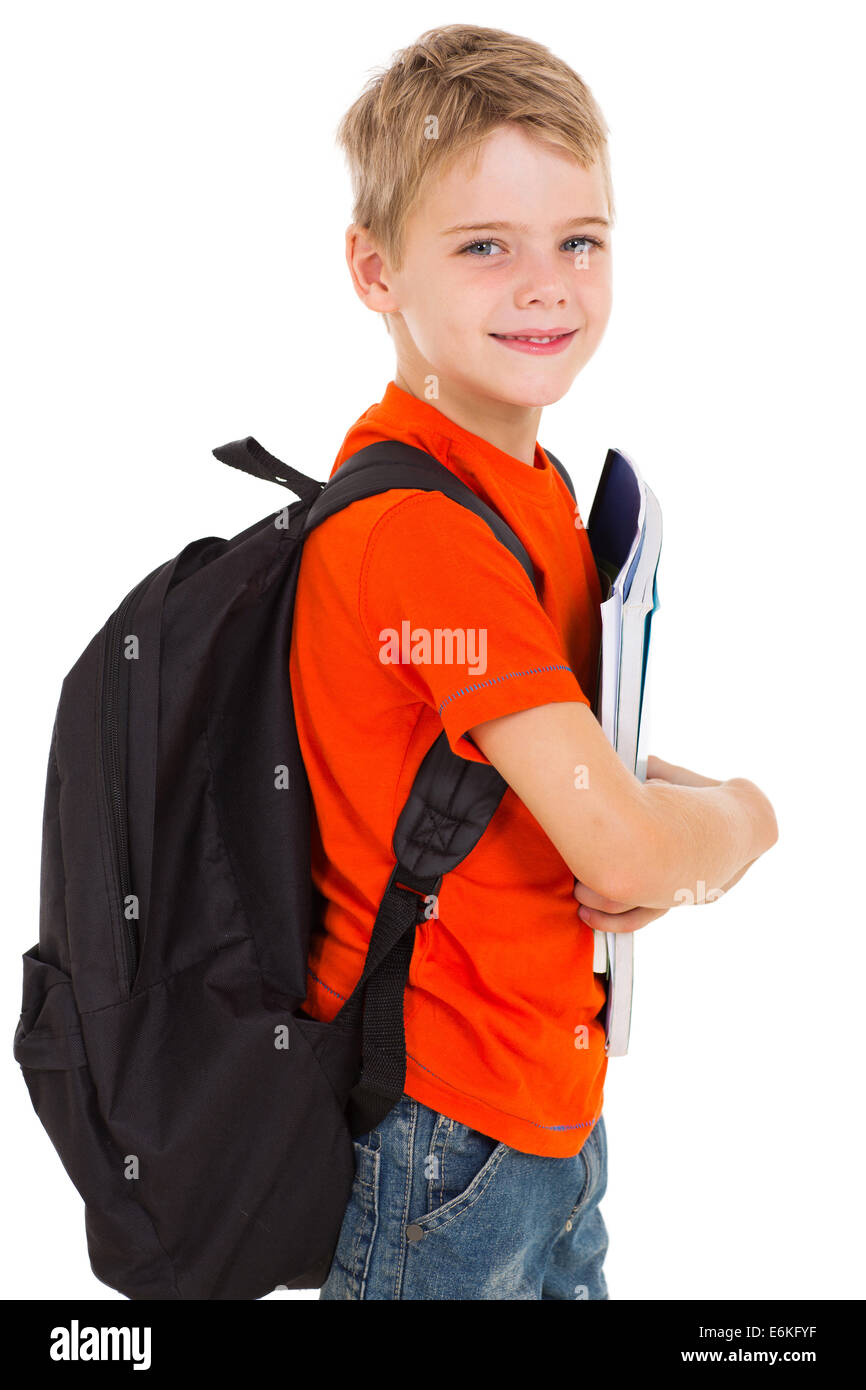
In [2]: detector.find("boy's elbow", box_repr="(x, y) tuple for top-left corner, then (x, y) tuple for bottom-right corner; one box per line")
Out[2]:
(584, 796), (669, 907)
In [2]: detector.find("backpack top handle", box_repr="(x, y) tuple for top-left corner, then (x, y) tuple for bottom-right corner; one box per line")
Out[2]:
(213, 435), (325, 508)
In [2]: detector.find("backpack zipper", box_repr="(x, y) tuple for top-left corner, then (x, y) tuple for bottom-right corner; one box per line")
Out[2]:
(101, 572), (153, 991)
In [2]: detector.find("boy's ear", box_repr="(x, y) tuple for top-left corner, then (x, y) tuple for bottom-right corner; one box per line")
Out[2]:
(345, 223), (400, 319)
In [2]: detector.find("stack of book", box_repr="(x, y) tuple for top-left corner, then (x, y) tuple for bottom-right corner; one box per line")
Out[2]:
(586, 447), (662, 1057)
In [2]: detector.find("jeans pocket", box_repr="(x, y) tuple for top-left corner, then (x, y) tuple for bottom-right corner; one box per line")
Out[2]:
(324, 1133), (381, 1297)
(592, 1113), (606, 1165)
(410, 1116), (508, 1232)
(566, 1118), (606, 1225)
(352, 1133), (381, 1193)
(587, 1114), (608, 1202)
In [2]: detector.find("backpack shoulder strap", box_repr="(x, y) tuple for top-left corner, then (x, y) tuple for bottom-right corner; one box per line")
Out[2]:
(300, 438), (574, 1135)
(303, 439), (538, 594)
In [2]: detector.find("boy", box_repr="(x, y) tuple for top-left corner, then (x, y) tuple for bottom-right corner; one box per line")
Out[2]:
(289, 24), (778, 1301)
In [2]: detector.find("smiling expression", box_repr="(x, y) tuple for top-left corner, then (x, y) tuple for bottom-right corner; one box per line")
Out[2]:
(356, 123), (613, 412)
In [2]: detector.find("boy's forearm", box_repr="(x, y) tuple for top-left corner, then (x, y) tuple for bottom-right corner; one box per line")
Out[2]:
(466, 703), (777, 911)
(620, 778), (777, 909)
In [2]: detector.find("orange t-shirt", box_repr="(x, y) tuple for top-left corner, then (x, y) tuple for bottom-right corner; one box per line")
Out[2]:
(289, 380), (608, 1157)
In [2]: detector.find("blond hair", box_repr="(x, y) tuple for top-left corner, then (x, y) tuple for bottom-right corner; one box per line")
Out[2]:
(336, 24), (615, 275)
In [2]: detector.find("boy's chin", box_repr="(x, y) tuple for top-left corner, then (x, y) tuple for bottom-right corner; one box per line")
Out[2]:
(433, 359), (576, 409)
(482, 374), (574, 409)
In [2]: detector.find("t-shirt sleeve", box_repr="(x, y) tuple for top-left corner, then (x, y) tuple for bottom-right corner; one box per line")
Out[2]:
(359, 490), (594, 764)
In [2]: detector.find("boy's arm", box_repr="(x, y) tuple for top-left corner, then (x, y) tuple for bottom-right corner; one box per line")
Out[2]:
(466, 702), (778, 910)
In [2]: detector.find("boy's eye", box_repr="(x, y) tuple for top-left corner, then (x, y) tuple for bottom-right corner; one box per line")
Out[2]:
(458, 236), (605, 258)
(564, 236), (605, 254)
(459, 239), (504, 257)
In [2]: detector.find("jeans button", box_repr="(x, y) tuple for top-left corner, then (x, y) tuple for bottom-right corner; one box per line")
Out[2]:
(406, 1223), (425, 1243)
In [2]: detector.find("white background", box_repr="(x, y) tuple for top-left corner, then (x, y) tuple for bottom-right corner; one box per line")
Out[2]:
(2, 0), (863, 1301)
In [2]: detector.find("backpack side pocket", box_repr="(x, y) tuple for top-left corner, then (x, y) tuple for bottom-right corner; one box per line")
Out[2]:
(12, 944), (178, 1299)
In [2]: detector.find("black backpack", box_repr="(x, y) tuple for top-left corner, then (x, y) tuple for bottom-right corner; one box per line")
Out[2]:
(12, 433), (579, 1300)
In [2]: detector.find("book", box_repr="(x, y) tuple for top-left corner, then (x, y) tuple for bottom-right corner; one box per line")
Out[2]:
(585, 447), (663, 1056)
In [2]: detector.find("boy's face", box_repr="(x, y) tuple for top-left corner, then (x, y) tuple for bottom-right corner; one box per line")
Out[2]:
(350, 123), (612, 416)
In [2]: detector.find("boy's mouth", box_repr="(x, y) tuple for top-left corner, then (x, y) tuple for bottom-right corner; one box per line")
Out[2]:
(489, 329), (577, 355)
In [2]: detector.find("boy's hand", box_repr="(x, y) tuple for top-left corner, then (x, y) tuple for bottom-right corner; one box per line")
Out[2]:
(645, 753), (721, 788)
(644, 754), (768, 896)
(572, 753), (734, 930)
(572, 878), (670, 934)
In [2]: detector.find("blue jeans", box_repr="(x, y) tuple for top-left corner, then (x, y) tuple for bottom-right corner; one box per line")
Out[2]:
(319, 1093), (609, 1300)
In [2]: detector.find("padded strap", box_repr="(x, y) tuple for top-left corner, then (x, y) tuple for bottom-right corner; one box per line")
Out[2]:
(335, 729), (512, 1136)
(304, 440), (538, 593)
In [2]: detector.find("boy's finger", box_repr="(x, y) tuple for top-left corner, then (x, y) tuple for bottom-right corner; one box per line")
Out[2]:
(573, 878), (635, 913)
(580, 904), (658, 934)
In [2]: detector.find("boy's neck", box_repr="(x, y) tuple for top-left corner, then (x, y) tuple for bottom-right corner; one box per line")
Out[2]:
(393, 366), (543, 467)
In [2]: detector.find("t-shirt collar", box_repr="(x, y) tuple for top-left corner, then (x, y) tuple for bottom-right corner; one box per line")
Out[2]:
(375, 379), (555, 497)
